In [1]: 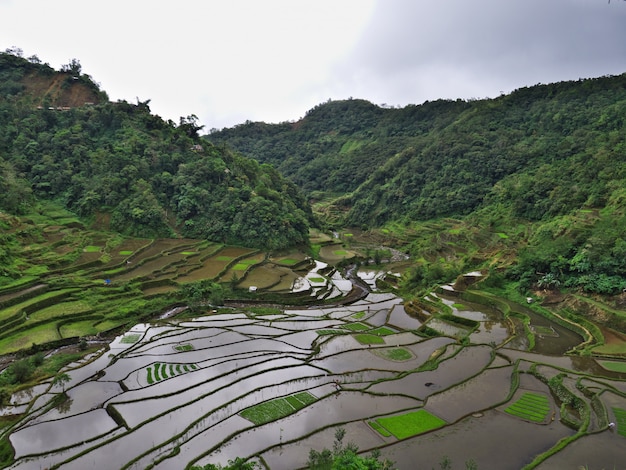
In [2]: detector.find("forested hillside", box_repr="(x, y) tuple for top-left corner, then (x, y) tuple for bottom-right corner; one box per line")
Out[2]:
(208, 74), (626, 297)
(207, 76), (626, 225)
(0, 51), (312, 251)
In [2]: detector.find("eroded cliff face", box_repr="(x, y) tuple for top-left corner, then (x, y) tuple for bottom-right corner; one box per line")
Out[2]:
(22, 70), (103, 108)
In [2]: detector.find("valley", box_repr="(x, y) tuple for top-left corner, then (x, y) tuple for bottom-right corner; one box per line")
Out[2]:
(1, 211), (626, 469)
(1, 49), (626, 468)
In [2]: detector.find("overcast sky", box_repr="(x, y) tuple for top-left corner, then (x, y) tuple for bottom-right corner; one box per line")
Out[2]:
(1, 0), (625, 130)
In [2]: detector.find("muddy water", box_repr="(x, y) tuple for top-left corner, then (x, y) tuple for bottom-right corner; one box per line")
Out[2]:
(10, 409), (119, 458)
(5, 277), (624, 470)
(379, 409), (575, 470)
(441, 293), (585, 355)
(191, 392), (423, 470)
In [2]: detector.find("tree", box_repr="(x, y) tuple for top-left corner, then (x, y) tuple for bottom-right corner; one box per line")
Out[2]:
(61, 58), (82, 76)
(307, 427), (395, 470)
(190, 457), (258, 470)
(179, 114), (204, 138)
(537, 272), (560, 291)
(182, 280), (226, 310)
(53, 372), (71, 392)
(9, 359), (33, 384)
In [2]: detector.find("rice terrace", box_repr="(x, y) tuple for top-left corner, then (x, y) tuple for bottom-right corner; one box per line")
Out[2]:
(1, 209), (626, 469)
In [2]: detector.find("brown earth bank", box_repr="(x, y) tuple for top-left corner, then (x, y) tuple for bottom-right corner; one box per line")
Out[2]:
(22, 71), (102, 108)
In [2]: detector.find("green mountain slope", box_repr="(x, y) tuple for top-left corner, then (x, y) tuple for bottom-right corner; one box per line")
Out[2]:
(207, 74), (626, 297)
(0, 51), (312, 251)
(207, 75), (626, 226)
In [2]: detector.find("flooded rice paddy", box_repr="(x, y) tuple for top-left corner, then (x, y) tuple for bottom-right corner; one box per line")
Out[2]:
(3, 271), (626, 469)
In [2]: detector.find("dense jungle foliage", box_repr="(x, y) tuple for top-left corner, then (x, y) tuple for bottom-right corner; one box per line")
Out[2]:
(0, 51), (312, 251)
(208, 74), (626, 297)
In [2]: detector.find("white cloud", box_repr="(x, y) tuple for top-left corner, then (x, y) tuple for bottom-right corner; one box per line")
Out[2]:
(1, 0), (625, 129)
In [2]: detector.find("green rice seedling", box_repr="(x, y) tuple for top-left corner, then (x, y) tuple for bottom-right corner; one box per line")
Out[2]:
(342, 322), (369, 331)
(369, 326), (396, 336)
(599, 361), (626, 373)
(240, 398), (295, 425)
(612, 407), (626, 437)
(277, 258), (298, 265)
(378, 348), (413, 361)
(240, 392), (317, 425)
(368, 421), (392, 437)
(505, 392), (550, 422)
(316, 329), (347, 335)
(355, 334), (385, 345)
(285, 395), (306, 410)
(120, 334), (140, 344)
(375, 410), (446, 439)
(293, 392), (316, 406)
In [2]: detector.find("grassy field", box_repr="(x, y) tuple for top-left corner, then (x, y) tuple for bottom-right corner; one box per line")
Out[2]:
(59, 320), (100, 338)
